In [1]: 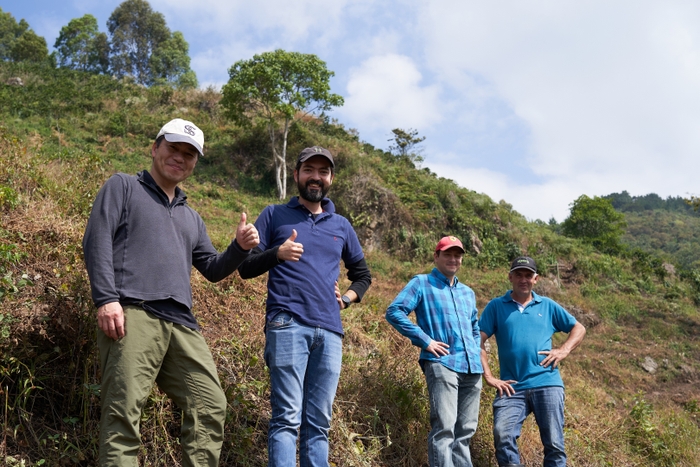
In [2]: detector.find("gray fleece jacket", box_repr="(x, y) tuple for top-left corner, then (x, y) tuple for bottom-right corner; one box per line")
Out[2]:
(82, 170), (248, 318)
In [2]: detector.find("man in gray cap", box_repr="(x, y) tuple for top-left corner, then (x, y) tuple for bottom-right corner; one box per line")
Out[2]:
(238, 146), (372, 467)
(478, 256), (586, 467)
(83, 118), (260, 466)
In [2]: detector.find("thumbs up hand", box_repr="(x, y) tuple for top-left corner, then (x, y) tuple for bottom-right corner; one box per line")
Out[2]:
(235, 212), (259, 251)
(277, 229), (303, 262)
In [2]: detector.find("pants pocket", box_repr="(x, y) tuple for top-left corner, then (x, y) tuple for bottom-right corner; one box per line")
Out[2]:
(267, 311), (294, 330)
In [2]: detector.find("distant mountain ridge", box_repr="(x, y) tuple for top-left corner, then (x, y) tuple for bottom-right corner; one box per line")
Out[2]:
(604, 191), (700, 270)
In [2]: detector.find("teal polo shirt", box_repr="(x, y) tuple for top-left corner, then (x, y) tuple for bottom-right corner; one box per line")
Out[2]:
(479, 291), (577, 390)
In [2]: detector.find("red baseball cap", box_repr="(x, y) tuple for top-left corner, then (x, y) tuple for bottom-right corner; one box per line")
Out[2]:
(435, 236), (465, 253)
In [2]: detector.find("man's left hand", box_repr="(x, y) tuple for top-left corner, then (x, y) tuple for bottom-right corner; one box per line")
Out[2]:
(335, 281), (342, 309)
(538, 348), (570, 368)
(236, 212), (259, 250)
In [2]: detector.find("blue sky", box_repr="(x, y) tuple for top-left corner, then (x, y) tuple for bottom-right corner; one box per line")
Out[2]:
(4, 0), (700, 222)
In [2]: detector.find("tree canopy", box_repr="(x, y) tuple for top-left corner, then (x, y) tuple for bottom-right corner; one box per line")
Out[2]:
(562, 195), (627, 254)
(10, 30), (48, 63)
(605, 190), (698, 215)
(149, 31), (197, 88)
(0, 8), (26, 61)
(107, 0), (196, 87)
(54, 14), (109, 73)
(388, 128), (426, 166)
(221, 49), (344, 199)
(0, 8), (48, 63)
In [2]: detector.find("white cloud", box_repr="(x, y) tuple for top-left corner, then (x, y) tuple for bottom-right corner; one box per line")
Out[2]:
(427, 161), (579, 222)
(10, 0), (700, 222)
(340, 54), (443, 137)
(154, 0), (350, 45)
(415, 1), (700, 218)
(151, 0), (361, 88)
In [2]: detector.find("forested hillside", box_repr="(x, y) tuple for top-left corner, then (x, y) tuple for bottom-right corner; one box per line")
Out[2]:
(604, 191), (700, 269)
(2, 61), (700, 466)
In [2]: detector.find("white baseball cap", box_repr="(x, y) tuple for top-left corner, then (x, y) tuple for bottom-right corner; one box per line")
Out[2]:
(156, 118), (204, 156)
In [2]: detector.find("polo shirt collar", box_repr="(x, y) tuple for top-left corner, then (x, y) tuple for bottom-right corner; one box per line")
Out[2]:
(286, 196), (336, 214)
(502, 290), (543, 304)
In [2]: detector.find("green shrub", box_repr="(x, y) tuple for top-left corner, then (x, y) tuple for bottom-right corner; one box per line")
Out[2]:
(0, 184), (18, 210)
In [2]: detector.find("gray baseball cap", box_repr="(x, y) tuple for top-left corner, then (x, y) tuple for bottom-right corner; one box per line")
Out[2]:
(297, 146), (334, 168)
(510, 256), (537, 273)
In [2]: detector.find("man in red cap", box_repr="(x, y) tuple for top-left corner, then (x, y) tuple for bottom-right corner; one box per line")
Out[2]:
(386, 236), (483, 467)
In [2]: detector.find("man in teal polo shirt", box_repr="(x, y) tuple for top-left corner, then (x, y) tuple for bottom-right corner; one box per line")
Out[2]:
(479, 256), (586, 467)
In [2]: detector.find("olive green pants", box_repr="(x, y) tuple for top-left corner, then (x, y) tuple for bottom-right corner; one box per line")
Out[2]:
(97, 306), (227, 467)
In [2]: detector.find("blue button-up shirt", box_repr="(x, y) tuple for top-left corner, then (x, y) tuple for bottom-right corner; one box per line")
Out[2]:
(385, 268), (483, 374)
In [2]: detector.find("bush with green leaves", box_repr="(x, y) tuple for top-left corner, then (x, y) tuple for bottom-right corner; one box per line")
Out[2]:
(563, 194), (627, 254)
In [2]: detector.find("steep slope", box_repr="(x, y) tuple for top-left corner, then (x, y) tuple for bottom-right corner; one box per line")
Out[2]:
(1, 62), (699, 466)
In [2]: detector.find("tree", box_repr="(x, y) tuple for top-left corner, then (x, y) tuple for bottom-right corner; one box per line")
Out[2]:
(108, 0), (168, 83)
(221, 50), (344, 199)
(688, 196), (700, 212)
(107, 0), (196, 86)
(562, 195), (627, 254)
(0, 8), (25, 60)
(149, 31), (197, 88)
(10, 29), (48, 62)
(54, 14), (109, 73)
(388, 128), (426, 165)
(1, 8), (48, 63)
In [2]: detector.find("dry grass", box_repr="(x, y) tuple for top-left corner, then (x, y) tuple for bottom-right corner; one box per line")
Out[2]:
(2, 122), (700, 466)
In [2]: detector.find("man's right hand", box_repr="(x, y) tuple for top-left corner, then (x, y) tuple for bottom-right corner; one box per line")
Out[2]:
(484, 375), (518, 397)
(98, 302), (125, 340)
(277, 229), (304, 262)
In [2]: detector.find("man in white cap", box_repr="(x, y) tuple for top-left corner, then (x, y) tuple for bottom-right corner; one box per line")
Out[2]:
(83, 118), (259, 466)
(479, 256), (586, 467)
(385, 236), (483, 467)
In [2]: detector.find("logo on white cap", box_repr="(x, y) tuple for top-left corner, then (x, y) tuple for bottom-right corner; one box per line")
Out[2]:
(157, 118), (204, 156)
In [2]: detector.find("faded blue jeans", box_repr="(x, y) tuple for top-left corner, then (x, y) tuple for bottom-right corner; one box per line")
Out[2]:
(492, 386), (566, 467)
(264, 312), (342, 467)
(421, 360), (482, 467)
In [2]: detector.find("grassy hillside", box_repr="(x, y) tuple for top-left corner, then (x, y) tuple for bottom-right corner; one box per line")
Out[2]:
(602, 191), (700, 270)
(1, 61), (700, 466)
(622, 210), (700, 270)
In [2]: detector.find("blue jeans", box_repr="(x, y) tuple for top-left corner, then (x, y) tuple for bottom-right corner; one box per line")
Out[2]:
(265, 312), (343, 467)
(492, 386), (566, 467)
(421, 361), (482, 467)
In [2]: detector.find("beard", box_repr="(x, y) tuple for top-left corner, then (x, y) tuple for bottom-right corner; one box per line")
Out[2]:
(298, 179), (330, 203)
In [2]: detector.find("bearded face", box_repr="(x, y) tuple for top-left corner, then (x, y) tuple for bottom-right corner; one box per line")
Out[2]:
(295, 156), (334, 203)
(298, 177), (330, 202)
